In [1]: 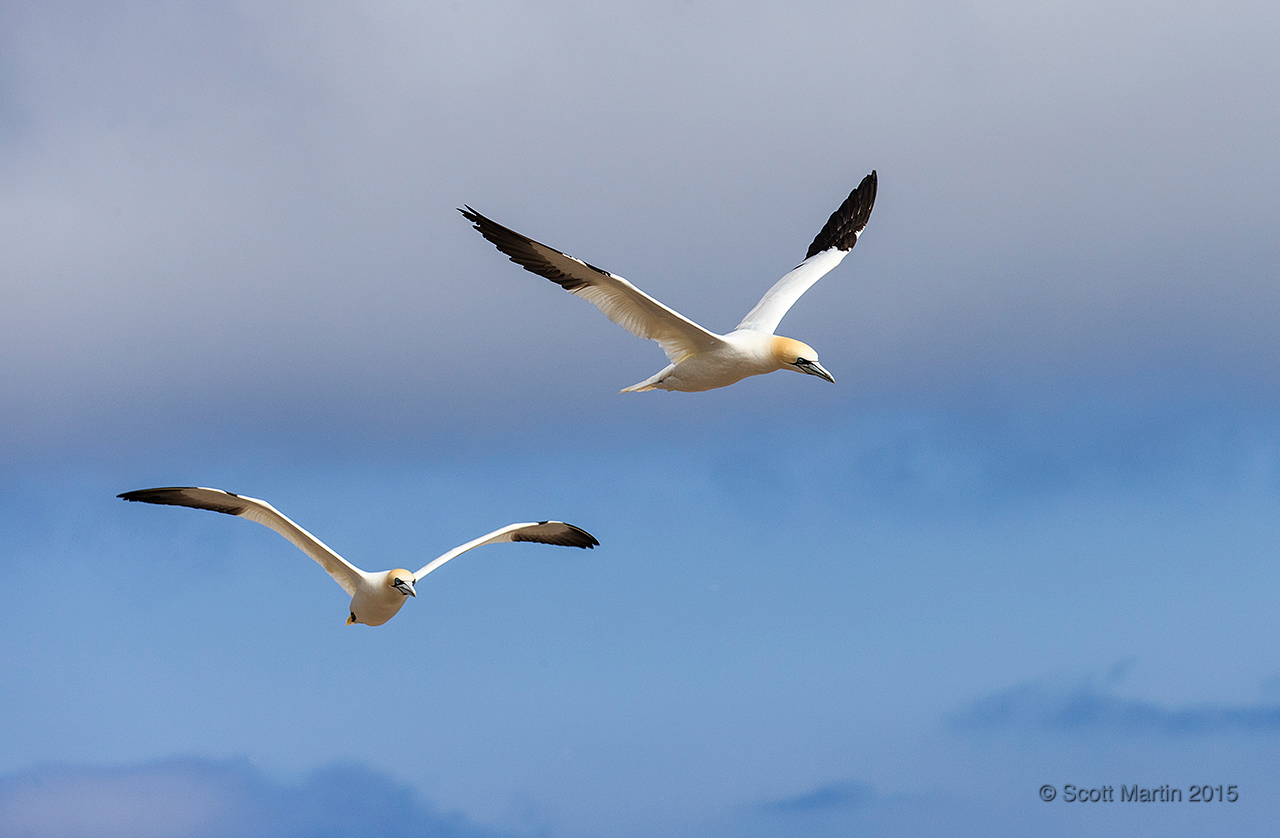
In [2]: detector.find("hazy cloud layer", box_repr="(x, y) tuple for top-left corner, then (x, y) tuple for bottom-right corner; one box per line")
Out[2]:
(2, 1), (1278, 458)
(952, 675), (1280, 736)
(758, 779), (875, 813)
(0, 759), (511, 838)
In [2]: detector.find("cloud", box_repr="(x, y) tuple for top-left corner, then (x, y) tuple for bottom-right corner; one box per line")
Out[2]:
(758, 780), (874, 814)
(951, 675), (1280, 737)
(717, 780), (1016, 838)
(707, 402), (1280, 519)
(0, 758), (512, 838)
(2, 1), (1279, 463)
(695, 780), (883, 838)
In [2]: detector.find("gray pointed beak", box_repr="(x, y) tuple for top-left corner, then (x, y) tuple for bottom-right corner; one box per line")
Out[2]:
(394, 578), (416, 597)
(796, 359), (835, 383)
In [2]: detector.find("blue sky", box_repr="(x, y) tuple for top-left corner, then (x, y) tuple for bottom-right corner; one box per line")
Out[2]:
(3, 1), (1280, 836)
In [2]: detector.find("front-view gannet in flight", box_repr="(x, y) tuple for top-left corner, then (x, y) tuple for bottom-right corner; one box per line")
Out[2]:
(461, 171), (876, 392)
(119, 487), (598, 626)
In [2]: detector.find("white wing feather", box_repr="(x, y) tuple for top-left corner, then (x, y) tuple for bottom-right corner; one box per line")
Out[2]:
(414, 521), (598, 581)
(461, 208), (726, 363)
(119, 487), (366, 596)
(736, 171), (878, 334)
(734, 249), (849, 334)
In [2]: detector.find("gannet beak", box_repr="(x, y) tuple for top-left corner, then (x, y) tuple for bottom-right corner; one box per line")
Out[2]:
(796, 359), (835, 383)
(393, 578), (417, 597)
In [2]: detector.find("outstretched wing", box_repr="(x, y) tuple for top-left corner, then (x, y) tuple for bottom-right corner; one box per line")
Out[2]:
(734, 171), (877, 335)
(461, 207), (726, 363)
(414, 521), (598, 581)
(118, 487), (365, 596)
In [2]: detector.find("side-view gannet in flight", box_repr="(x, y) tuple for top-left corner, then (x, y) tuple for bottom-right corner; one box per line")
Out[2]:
(119, 487), (598, 626)
(461, 170), (876, 392)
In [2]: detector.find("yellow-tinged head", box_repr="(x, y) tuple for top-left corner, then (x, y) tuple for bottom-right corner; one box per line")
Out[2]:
(770, 336), (835, 383)
(387, 569), (417, 598)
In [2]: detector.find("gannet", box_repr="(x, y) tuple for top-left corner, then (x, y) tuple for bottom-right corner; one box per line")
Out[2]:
(119, 487), (598, 626)
(461, 171), (876, 392)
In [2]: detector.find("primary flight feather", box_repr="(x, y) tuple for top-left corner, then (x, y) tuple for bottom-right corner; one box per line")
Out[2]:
(119, 487), (598, 626)
(461, 170), (876, 392)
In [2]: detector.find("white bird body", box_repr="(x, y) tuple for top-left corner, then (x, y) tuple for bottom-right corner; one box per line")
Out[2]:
(622, 331), (814, 393)
(462, 171), (876, 392)
(348, 569), (417, 627)
(119, 487), (598, 626)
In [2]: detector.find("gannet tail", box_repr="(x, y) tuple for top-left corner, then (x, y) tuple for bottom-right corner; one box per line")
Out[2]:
(620, 365), (675, 393)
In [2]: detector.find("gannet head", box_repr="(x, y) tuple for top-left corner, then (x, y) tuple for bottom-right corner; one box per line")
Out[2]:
(771, 336), (834, 383)
(388, 570), (417, 598)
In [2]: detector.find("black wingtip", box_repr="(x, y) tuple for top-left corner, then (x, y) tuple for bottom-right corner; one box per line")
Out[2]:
(460, 207), (599, 291)
(804, 170), (878, 259)
(518, 522), (600, 549)
(575, 526), (601, 549)
(117, 487), (248, 516)
(558, 523), (600, 549)
(118, 489), (158, 502)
